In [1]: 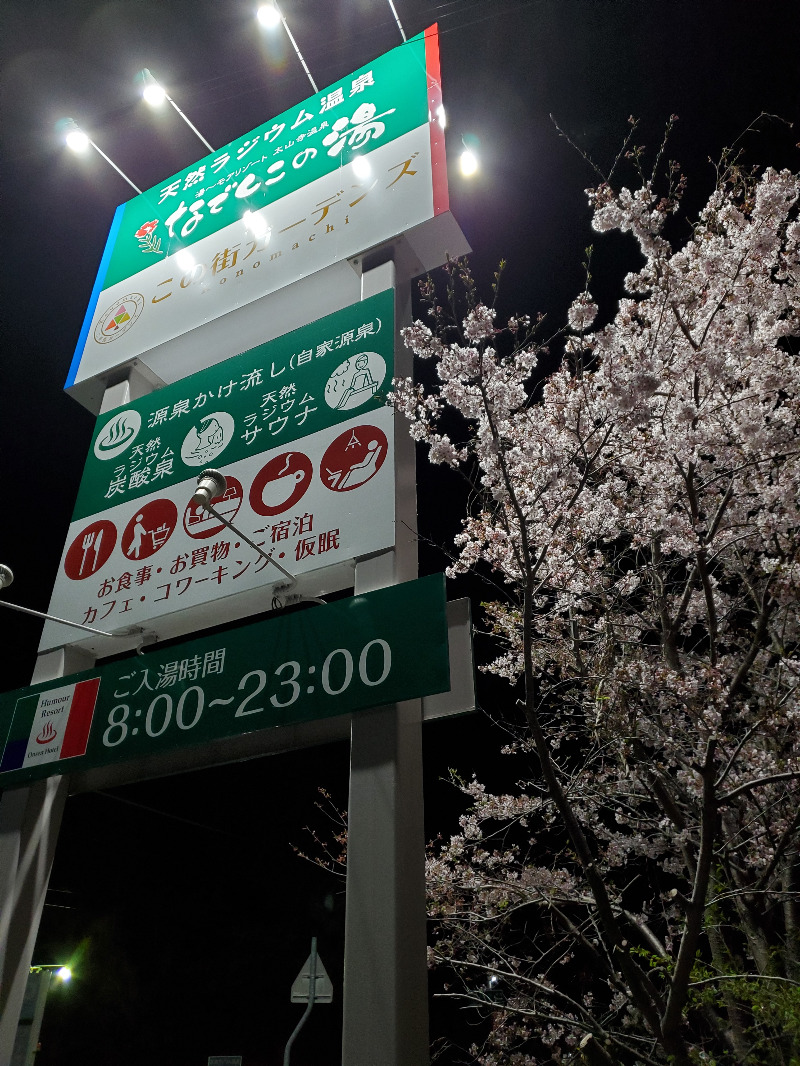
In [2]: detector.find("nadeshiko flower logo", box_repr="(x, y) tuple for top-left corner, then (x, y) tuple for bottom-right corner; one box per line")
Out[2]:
(135, 219), (163, 256)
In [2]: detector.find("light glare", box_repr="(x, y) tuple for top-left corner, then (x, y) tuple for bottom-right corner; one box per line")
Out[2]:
(257, 3), (282, 28)
(55, 967), (72, 982)
(243, 210), (269, 239)
(436, 104), (447, 129)
(176, 249), (196, 271)
(460, 149), (478, 177)
(351, 155), (371, 180)
(143, 83), (166, 107)
(66, 128), (89, 152)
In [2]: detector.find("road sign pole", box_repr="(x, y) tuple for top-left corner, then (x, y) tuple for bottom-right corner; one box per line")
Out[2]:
(341, 262), (429, 1066)
(283, 937), (318, 1066)
(0, 377), (151, 1066)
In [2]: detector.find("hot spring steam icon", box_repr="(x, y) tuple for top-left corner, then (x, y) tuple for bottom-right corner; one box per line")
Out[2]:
(93, 410), (142, 460)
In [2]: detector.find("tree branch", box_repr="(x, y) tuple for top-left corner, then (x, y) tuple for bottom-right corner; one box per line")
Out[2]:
(661, 739), (717, 1050)
(719, 771), (800, 805)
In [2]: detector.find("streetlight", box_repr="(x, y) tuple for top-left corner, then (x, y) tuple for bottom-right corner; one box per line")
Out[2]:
(459, 149), (478, 177)
(459, 135), (480, 178)
(13, 966), (73, 1066)
(139, 68), (214, 152)
(60, 118), (142, 195)
(65, 126), (89, 152)
(0, 563), (138, 641)
(255, 2), (318, 93)
(30, 965), (72, 982)
(256, 2), (282, 28)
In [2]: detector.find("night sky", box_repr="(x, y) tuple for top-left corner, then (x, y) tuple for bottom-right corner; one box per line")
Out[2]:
(1, 1), (799, 1063)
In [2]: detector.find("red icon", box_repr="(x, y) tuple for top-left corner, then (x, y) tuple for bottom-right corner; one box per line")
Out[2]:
(183, 476), (244, 540)
(320, 425), (387, 491)
(121, 499), (178, 561)
(36, 721), (58, 745)
(64, 520), (117, 580)
(250, 451), (313, 517)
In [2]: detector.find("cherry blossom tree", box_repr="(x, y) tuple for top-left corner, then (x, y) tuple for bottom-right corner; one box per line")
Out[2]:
(396, 142), (800, 1064)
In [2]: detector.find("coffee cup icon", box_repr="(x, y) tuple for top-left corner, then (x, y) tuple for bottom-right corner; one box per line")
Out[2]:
(260, 468), (305, 509)
(249, 451), (314, 517)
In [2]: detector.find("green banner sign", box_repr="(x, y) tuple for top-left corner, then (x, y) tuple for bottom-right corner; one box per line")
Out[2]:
(100, 33), (429, 295)
(65, 25), (450, 400)
(73, 288), (393, 521)
(0, 576), (449, 791)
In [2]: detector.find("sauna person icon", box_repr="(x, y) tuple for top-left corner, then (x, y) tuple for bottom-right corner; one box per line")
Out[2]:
(321, 425), (388, 492)
(336, 355), (377, 409)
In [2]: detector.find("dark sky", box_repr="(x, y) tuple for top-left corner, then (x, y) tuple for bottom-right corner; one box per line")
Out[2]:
(1, 1), (799, 1063)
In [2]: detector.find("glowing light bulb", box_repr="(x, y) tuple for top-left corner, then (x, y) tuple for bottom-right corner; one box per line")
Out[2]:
(143, 83), (166, 106)
(460, 149), (478, 177)
(257, 3), (281, 28)
(66, 128), (89, 152)
(55, 967), (72, 982)
(141, 68), (167, 107)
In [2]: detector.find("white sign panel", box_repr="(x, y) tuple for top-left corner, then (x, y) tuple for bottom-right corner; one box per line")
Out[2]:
(66, 26), (451, 398)
(42, 291), (396, 652)
(72, 127), (431, 388)
(291, 951), (334, 1004)
(41, 409), (394, 651)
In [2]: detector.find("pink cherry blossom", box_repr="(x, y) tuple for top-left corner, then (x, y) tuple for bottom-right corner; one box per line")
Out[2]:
(398, 160), (800, 1065)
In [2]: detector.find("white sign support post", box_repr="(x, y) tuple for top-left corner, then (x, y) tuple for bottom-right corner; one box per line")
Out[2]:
(0, 653), (86, 1064)
(341, 261), (429, 1066)
(10, 967), (52, 1066)
(0, 378), (151, 1066)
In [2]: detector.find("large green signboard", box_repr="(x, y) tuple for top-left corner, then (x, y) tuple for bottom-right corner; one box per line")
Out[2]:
(40, 290), (397, 651)
(67, 25), (448, 394)
(1, 575), (449, 791)
(99, 41), (429, 295)
(74, 288), (393, 521)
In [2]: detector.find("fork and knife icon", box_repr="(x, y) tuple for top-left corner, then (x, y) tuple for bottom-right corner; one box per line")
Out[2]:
(79, 528), (105, 576)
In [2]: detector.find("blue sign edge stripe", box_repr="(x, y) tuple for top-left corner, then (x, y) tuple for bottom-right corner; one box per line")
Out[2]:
(64, 203), (127, 389)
